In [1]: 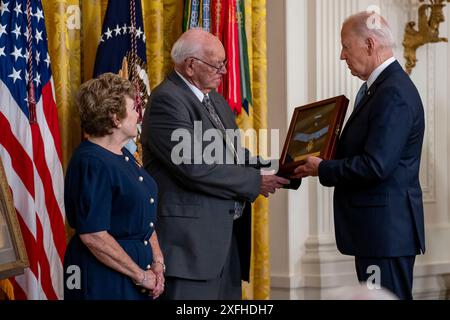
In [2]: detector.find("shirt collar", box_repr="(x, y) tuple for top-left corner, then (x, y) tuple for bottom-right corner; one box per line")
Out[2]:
(175, 71), (205, 102)
(367, 57), (396, 89)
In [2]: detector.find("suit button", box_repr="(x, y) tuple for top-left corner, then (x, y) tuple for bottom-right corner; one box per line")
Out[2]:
(125, 156), (130, 162)
(150, 197), (155, 204)
(149, 222), (154, 228)
(139, 176), (144, 182)
(144, 240), (148, 246)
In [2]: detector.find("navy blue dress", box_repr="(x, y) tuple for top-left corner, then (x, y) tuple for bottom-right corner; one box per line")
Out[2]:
(63, 140), (158, 300)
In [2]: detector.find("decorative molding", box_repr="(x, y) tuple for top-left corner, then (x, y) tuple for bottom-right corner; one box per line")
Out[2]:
(422, 44), (437, 203)
(313, 0), (358, 240)
(402, 0), (449, 75)
(413, 262), (450, 299)
(271, 261), (450, 299)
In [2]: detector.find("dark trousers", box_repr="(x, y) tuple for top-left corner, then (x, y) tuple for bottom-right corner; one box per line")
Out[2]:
(355, 256), (416, 300)
(162, 232), (242, 300)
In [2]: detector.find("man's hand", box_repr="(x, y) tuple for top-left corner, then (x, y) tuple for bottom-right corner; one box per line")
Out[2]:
(259, 174), (290, 198)
(291, 157), (323, 179)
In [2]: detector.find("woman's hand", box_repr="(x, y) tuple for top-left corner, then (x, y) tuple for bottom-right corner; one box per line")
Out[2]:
(149, 232), (165, 299)
(134, 269), (157, 291)
(150, 261), (165, 299)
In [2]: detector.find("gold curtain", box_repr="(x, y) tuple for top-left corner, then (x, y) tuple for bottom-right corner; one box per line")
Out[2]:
(239, 0), (270, 300)
(41, 0), (182, 168)
(42, 0), (82, 171)
(41, 0), (268, 299)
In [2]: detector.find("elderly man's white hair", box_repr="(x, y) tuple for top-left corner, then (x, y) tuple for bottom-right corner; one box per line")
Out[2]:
(344, 12), (395, 49)
(171, 28), (212, 65)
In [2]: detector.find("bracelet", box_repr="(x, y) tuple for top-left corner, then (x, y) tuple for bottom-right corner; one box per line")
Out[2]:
(134, 271), (148, 286)
(152, 260), (166, 273)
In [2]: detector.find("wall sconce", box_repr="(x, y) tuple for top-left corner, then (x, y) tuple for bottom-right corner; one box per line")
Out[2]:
(403, 0), (449, 75)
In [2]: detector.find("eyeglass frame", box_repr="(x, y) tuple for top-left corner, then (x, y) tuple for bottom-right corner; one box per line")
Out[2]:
(186, 57), (228, 73)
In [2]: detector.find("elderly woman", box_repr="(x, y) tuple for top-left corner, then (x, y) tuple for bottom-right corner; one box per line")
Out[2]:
(64, 73), (165, 300)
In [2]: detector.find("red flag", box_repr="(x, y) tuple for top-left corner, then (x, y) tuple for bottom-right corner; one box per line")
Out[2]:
(0, 0), (66, 299)
(184, 0), (249, 114)
(222, 0), (242, 113)
(211, 0), (225, 39)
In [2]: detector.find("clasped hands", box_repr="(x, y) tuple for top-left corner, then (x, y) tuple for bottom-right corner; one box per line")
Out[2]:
(135, 261), (165, 299)
(290, 156), (323, 179)
(259, 167), (290, 197)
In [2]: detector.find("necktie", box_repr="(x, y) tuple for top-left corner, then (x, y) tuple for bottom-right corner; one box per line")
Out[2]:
(202, 95), (227, 134)
(202, 95), (240, 162)
(354, 82), (368, 111)
(202, 94), (244, 219)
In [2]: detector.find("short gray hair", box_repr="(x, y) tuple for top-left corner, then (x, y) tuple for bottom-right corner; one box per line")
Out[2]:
(171, 28), (204, 65)
(344, 12), (395, 49)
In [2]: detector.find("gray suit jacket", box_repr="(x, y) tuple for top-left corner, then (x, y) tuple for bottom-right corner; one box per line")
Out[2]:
(141, 71), (261, 281)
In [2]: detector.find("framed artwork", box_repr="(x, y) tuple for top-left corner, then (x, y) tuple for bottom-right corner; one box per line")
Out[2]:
(0, 158), (28, 280)
(280, 95), (349, 174)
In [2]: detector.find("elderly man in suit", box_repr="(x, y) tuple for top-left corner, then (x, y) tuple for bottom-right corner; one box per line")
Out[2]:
(141, 28), (292, 300)
(293, 12), (425, 300)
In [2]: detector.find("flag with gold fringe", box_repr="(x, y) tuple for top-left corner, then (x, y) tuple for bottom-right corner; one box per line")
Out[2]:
(183, 0), (252, 114)
(93, 0), (150, 123)
(0, 279), (14, 300)
(92, 0), (151, 159)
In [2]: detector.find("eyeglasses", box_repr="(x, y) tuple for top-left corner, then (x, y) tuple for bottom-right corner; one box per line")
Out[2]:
(188, 57), (227, 73)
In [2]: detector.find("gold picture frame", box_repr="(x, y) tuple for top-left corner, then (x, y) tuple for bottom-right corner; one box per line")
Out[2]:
(0, 158), (28, 280)
(280, 95), (349, 174)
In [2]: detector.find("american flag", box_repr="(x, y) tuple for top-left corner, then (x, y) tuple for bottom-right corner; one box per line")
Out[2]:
(93, 0), (150, 122)
(0, 0), (66, 300)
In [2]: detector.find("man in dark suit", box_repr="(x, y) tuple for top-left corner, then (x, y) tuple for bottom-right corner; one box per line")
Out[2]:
(141, 28), (291, 299)
(293, 12), (425, 300)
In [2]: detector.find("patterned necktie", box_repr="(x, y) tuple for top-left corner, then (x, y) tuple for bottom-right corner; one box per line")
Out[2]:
(202, 94), (239, 162)
(354, 82), (368, 112)
(203, 95), (227, 134)
(202, 94), (244, 219)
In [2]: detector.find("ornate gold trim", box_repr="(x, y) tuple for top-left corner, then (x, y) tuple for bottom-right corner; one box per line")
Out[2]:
(403, 0), (449, 75)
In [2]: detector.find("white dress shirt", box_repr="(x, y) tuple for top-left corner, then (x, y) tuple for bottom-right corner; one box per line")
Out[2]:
(367, 56), (396, 89)
(175, 71), (205, 102)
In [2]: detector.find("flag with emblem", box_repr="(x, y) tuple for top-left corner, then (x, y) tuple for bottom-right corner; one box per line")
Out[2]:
(0, 0), (66, 299)
(93, 0), (150, 122)
(183, 0), (252, 114)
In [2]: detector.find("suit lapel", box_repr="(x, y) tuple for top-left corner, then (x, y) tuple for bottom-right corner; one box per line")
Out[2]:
(168, 71), (225, 132)
(208, 92), (240, 160)
(168, 71), (238, 157)
(201, 98), (226, 132)
(342, 61), (403, 135)
(209, 92), (236, 130)
(345, 88), (372, 126)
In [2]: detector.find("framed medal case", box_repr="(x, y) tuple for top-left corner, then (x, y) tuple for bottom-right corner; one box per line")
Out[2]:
(280, 95), (349, 174)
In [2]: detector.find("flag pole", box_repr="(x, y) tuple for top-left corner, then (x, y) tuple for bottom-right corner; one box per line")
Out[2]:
(26, 0), (37, 124)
